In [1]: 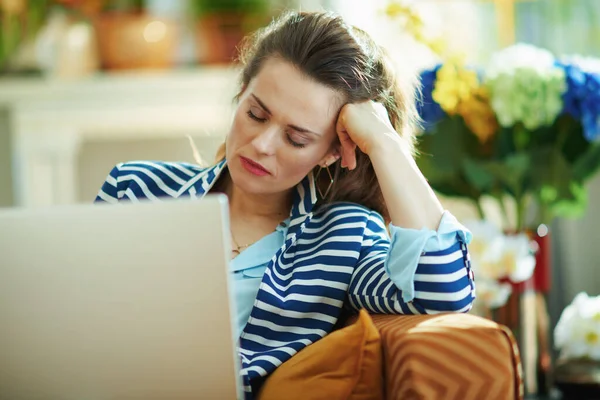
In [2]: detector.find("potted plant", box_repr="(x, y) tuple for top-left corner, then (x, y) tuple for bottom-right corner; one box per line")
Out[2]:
(190, 0), (272, 64)
(0, 0), (49, 73)
(93, 0), (178, 70)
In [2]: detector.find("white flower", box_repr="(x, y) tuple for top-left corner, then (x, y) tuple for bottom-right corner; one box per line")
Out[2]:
(555, 292), (600, 361)
(499, 234), (536, 283)
(486, 43), (557, 78)
(464, 220), (536, 283)
(464, 220), (504, 280)
(474, 279), (512, 310)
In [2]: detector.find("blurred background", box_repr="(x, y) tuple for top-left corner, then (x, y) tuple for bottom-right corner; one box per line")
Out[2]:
(1, 0), (599, 397)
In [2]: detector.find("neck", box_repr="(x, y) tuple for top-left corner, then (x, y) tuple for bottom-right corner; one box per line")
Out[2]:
(224, 173), (293, 221)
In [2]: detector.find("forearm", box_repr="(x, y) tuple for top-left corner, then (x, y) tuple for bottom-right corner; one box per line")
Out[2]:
(369, 137), (444, 230)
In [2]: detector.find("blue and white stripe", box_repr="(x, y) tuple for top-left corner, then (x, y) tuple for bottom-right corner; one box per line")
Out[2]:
(95, 159), (475, 399)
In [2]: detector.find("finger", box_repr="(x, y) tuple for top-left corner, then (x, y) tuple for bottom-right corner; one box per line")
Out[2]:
(335, 115), (356, 169)
(339, 133), (357, 170)
(345, 143), (357, 170)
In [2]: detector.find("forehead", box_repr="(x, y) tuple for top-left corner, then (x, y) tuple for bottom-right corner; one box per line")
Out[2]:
(246, 58), (344, 131)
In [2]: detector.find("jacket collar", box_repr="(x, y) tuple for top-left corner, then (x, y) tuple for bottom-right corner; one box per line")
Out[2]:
(177, 159), (319, 222)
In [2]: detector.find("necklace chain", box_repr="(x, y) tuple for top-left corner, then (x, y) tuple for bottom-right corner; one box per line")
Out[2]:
(230, 222), (284, 256)
(231, 233), (260, 256)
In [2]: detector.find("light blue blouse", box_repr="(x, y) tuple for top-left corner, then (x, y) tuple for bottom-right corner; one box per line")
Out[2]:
(229, 210), (471, 339)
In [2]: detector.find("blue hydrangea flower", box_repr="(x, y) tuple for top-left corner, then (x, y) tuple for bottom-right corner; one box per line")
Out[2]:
(417, 64), (446, 132)
(559, 60), (600, 142)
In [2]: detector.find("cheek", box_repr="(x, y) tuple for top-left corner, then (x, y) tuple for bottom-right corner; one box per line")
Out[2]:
(277, 151), (323, 182)
(228, 111), (253, 145)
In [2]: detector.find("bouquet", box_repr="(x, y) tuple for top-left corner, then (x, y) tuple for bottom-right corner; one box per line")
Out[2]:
(416, 44), (600, 231)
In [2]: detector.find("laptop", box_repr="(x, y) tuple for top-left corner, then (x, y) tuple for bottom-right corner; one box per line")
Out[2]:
(0, 195), (242, 400)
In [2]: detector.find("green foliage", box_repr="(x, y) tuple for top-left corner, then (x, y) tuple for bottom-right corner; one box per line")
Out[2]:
(189, 0), (271, 17)
(416, 114), (600, 229)
(102, 0), (146, 13)
(0, 0), (49, 71)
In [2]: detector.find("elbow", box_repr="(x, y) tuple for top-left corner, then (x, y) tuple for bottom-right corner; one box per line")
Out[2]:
(412, 282), (475, 314)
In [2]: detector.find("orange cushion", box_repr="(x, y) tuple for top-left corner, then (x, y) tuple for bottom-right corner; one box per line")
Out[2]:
(257, 309), (383, 400)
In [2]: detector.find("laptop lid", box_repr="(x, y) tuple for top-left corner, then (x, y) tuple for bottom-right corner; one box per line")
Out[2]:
(0, 196), (241, 400)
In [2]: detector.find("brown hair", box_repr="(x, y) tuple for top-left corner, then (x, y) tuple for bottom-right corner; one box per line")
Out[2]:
(217, 10), (420, 221)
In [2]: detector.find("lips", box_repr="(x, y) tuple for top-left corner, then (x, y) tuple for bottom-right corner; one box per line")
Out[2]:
(240, 156), (271, 176)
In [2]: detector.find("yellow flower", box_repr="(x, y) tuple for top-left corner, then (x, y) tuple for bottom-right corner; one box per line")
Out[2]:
(458, 87), (499, 143)
(432, 62), (479, 114)
(385, 1), (446, 57)
(385, 2), (412, 18)
(427, 38), (447, 56)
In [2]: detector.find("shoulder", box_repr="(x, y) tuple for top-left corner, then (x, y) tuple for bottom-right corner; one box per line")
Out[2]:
(116, 160), (205, 183)
(311, 202), (387, 232)
(95, 160), (207, 203)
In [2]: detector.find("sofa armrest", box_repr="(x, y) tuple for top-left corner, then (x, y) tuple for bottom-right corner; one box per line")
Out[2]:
(370, 313), (523, 400)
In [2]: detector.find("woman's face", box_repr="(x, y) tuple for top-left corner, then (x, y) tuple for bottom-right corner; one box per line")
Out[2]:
(225, 57), (342, 196)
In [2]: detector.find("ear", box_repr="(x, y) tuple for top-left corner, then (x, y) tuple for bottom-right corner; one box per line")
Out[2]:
(319, 147), (341, 167)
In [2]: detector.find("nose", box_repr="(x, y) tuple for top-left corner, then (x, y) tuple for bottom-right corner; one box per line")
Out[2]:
(251, 125), (279, 156)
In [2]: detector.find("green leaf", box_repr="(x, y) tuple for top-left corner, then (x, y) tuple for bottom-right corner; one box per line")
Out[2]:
(514, 125), (530, 150)
(462, 158), (495, 192)
(493, 127), (517, 158)
(529, 147), (574, 200)
(573, 141), (600, 182)
(557, 116), (589, 164)
(417, 151), (478, 199)
(479, 153), (531, 196)
(417, 118), (468, 174)
(549, 182), (588, 219)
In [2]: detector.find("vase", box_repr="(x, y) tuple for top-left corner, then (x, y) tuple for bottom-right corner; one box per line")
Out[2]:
(194, 12), (268, 65)
(94, 13), (177, 70)
(492, 226), (553, 396)
(555, 358), (600, 399)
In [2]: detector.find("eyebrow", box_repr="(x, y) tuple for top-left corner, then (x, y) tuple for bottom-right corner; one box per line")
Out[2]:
(251, 94), (322, 136)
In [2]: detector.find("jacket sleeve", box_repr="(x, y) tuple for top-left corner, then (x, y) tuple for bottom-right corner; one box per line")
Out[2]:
(94, 163), (126, 203)
(347, 210), (475, 315)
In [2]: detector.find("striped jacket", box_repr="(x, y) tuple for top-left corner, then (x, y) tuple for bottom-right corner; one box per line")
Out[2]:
(96, 159), (475, 398)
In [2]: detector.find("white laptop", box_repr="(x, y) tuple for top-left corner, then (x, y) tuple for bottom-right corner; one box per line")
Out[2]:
(0, 196), (242, 400)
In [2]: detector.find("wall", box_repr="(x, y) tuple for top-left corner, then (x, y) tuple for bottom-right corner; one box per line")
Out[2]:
(0, 109), (14, 207)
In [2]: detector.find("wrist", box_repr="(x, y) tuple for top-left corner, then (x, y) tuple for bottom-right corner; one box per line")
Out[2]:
(368, 132), (411, 158)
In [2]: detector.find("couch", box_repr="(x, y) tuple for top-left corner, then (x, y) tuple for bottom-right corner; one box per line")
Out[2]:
(350, 313), (523, 400)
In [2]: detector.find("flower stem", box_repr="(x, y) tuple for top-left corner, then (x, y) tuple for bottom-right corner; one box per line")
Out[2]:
(497, 196), (510, 228)
(539, 201), (552, 226)
(516, 195), (526, 232)
(556, 116), (570, 152)
(474, 198), (486, 220)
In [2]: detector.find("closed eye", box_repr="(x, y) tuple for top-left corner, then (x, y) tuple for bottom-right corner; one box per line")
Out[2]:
(247, 107), (307, 148)
(286, 133), (306, 148)
(247, 109), (267, 123)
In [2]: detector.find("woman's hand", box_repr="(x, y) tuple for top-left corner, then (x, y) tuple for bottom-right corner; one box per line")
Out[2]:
(335, 101), (400, 170)
(337, 101), (444, 230)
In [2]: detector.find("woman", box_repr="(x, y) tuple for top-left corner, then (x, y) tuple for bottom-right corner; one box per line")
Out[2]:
(96, 10), (474, 397)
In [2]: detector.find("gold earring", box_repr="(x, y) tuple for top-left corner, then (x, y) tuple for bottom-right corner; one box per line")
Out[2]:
(316, 163), (334, 199)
